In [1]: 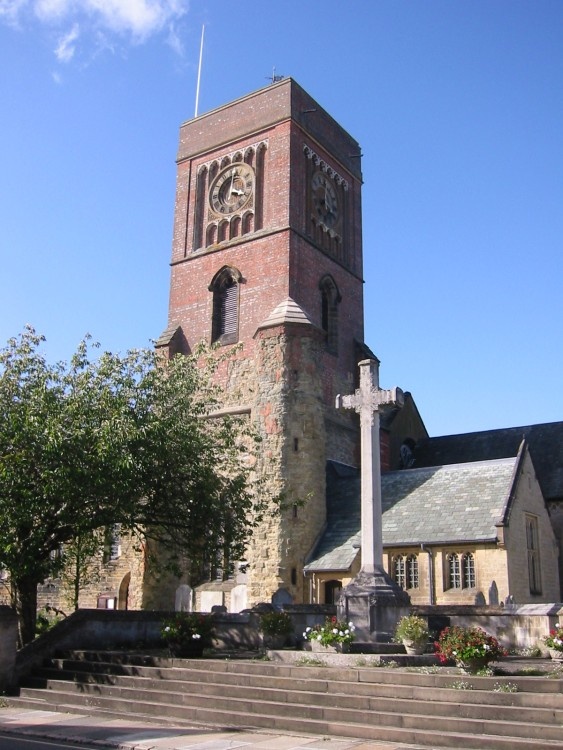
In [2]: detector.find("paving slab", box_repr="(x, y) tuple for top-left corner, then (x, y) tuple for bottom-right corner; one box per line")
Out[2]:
(0, 707), (437, 750)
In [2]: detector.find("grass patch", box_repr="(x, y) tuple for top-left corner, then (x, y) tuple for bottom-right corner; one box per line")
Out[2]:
(493, 682), (519, 693)
(450, 680), (474, 690)
(295, 656), (327, 667)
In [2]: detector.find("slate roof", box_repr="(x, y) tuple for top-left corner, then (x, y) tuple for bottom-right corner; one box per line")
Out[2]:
(413, 421), (563, 501)
(304, 457), (519, 572)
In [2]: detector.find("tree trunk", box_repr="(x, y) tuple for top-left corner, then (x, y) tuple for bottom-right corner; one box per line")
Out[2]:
(13, 574), (39, 646)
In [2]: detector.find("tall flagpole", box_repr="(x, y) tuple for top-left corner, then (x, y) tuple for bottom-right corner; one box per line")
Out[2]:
(194, 25), (205, 118)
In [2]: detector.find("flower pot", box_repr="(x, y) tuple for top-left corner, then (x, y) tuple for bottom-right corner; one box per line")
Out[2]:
(169, 641), (204, 658)
(548, 648), (563, 661)
(310, 640), (349, 653)
(402, 638), (426, 655)
(456, 657), (489, 674)
(263, 634), (287, 650)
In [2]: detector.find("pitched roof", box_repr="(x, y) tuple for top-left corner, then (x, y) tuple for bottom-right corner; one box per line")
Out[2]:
(304, 457), (519, 572)
(414, 421), (563, 501)
(255, 298), (314, 331)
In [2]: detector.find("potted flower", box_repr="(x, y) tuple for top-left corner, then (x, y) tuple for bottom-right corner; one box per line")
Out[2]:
(394, 614), (429, 655)
(161, 612), (213, 658)
(303, 616), (356, 653)
(543, 623), (563, 661)
(259, 610), (293, 649)
(435, 625), (507, 673)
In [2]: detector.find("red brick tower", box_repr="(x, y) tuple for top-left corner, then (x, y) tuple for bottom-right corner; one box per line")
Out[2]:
(158, 79), (366, 608)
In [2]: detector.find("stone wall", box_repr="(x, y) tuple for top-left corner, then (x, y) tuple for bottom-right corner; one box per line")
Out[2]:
(415, 603), (563, 650)
(505, 451), (561, 602)
(35, 530), (147, 615)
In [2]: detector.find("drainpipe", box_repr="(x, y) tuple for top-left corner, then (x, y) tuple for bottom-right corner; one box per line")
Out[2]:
(421, 543), (435, 605)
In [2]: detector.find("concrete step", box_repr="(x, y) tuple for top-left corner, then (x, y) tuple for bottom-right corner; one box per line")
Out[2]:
(49, 652), (563, 694)
(24, 670), (563, 726)
(11, 650), (563, 750)
(16, 680), (563, 743)
(8, 692), (563, 750)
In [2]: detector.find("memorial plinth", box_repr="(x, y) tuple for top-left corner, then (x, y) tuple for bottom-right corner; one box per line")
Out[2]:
(336, 358), (410, 643)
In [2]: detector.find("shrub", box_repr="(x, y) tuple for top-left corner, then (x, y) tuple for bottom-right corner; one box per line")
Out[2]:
(259, 610), (293, 636)
(394, 615), (429, 644)
(161, 612), (213, 648)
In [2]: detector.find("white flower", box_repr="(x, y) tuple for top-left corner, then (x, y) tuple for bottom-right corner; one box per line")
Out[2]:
(306, 626), (311, 632)
(192, 633), (201, 640)
(344, 629), (350, 635)
(164, 626), (170, 632)
(332, 628), (338, 635)
(316, 634), (322, 641)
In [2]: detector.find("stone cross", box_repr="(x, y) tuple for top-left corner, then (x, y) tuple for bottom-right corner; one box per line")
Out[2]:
(336, 359), (404, 574)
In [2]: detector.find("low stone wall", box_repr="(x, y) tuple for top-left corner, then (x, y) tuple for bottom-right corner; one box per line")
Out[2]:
(9, 602), (563, 689)
(0, 606), (18, 691)
(13, 608), (264, 687)
(414, 603), (563, 650)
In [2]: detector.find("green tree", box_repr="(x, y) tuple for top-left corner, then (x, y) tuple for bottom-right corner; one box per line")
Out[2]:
(0, 327), (262, 644)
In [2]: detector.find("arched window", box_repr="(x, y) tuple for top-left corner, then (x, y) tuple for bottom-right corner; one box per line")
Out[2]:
(462, 553), (475, 589)
(448, 553), (461, 589)
(393, 555), (406, 589)
(406, 554), (419, 589)
(209, 267), (241, 345)
(319, 275), (341, 354)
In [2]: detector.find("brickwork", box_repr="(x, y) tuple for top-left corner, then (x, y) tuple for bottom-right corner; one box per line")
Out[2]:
(163, 79), (367, 609)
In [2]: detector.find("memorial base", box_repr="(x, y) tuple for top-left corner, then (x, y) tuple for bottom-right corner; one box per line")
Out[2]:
(338, 567), (410, 643)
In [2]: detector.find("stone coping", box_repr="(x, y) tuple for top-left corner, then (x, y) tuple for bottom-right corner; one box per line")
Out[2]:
(267, 649), (440, 668)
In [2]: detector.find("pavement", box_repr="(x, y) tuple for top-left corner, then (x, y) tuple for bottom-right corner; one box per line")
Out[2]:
(0, 706), (432, 750)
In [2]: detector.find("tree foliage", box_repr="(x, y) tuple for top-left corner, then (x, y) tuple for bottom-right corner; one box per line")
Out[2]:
(0, 327), (261, 644)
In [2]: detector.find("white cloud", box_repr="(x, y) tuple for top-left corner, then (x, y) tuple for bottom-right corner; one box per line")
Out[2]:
(54, 21), (79, 62)
(0, 0), (28, 25)
(35, 0), (73, 22)
(1, 0), (189, 59)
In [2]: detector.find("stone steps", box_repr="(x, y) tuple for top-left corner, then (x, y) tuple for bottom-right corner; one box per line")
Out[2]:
(10, 650), (563, 750)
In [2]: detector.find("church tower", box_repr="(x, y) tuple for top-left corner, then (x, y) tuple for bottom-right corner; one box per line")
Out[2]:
(158, 79), (366, 608)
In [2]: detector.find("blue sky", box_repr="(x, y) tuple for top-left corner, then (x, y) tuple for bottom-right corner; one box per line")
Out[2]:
(1, 0), (561, 437)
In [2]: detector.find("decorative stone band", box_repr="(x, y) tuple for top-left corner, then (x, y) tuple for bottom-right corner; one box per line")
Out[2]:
(303, 145), (349, 191)
(198, 140), (269, 175)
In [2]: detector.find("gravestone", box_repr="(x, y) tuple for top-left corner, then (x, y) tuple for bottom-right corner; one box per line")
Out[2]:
(175, 584), (193, 612)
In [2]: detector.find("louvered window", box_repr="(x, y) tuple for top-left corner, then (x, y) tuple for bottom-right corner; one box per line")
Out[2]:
(319, 275), (340, 354)
(211, 267), (240, 345)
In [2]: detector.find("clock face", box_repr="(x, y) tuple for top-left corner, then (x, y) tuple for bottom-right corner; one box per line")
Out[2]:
(209, 163), (254, 215)
(311, 170), (338, 228)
